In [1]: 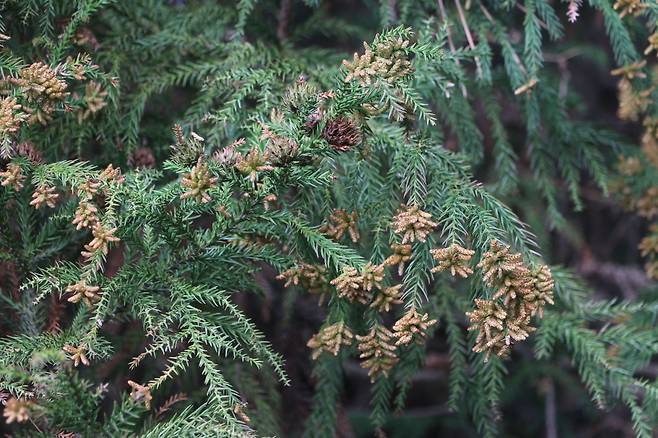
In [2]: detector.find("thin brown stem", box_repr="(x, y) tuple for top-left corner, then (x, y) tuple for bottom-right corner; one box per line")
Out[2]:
(454, 0), (482, 78)
(438, 0), (468, 97)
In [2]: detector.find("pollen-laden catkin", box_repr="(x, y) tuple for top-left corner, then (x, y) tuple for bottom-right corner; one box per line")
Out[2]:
(127, 380), (153, 409)
(356, 325), (399, 381)
(430, 244), (475, 278)
(0, 96), (28, 137)
(617, 155), (642, 176)
(343, 36), (413, 86)
(307, 321), (354, 360)
(235, 148), (274, 183)
(72, 201), (99, 230)
(384, 243), (412, 276)
(65, 280), (101, 307)
(81, 223), (120, 259)
(391, 205), (437, 244)
(524, 265), (555, 318)
(611, 60), (647, 81)
(99, 164), (125, 184)
(330, 266), (371, 304)
(3, 398), (31, 424)
(30, 185), (59, 209)
(78, 178), (102, 200)
(181, 157), (218, 203)
(477, 240), (524, 285)
(277, 263), (331, 301)
(645, 32), (658, 56)
(468, 242), (554, 361)
(361, 262), (385, 292)
(613, 0), (646, 18)
(0, 162), (25, 190)
(616, 78), (650, 121)
(13, 62), (69, 101)
(78, 81), (108, 121)
(392, 307), (437, 346)
(63, 344), (90, 367)
(466, 298), (509, 361)
(637, 187), (658, 218)
(320, 209), (360, 242)
(321, 117), (362, 152)
(370, 284), (402, 313)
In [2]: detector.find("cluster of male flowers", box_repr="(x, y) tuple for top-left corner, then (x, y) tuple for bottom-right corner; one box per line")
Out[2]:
(274, 31), (555, 380)
(0, 158), (126, 425)
(0, 37), (111, 155)
(607, 4), (658, 280)
(279, 205), (555, 381)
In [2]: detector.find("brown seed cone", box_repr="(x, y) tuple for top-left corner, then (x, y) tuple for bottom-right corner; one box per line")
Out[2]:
(322, 117), (362, 152)
(16, 141), (43, 163)
(128, 147), (155, 169)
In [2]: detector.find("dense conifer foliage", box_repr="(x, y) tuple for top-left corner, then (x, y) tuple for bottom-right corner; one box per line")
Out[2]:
(1, 1), (658, 437)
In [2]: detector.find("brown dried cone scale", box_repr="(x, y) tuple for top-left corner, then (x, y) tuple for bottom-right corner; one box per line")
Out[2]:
(320, 209), (360, 242)
(384, 243), (412, 276)
(65, 280), (101, 307)
(307, 321), (354, 360)
(130, 147), (156, 169)
(391, 205), (437, 244)
(180, 157), (218, 203)
(30, 185), (59, 208)
(322, 117), (362, 152)
(430, 244), (475, 278)
(392, 307), (437, 346)
(356, 325), (399, 381)
(0, 163), (25, 190)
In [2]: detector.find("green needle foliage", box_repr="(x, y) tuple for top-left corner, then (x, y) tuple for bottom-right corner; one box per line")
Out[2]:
(0, 1), (657, 437)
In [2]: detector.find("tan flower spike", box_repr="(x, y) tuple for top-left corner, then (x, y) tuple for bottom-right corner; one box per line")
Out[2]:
(65, 280), (101, 307)
(391, 205), (437, 244)
(370, 284), (403, 313)
(320, 209), (360, 242)
(384, 243), (412, 276)
(356, 325), (399, 381)
(63, 344), (90, 367)
(128, 380), (153, 409)
(0, 163), (25, 191)
(181, 157), (218, 203)
(307, 321), (354, 360)
(30, 185), (59, 209)
(392, 307), (437, 346)
(430, 244), (475, 278)
(3, 398), (31, 424)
